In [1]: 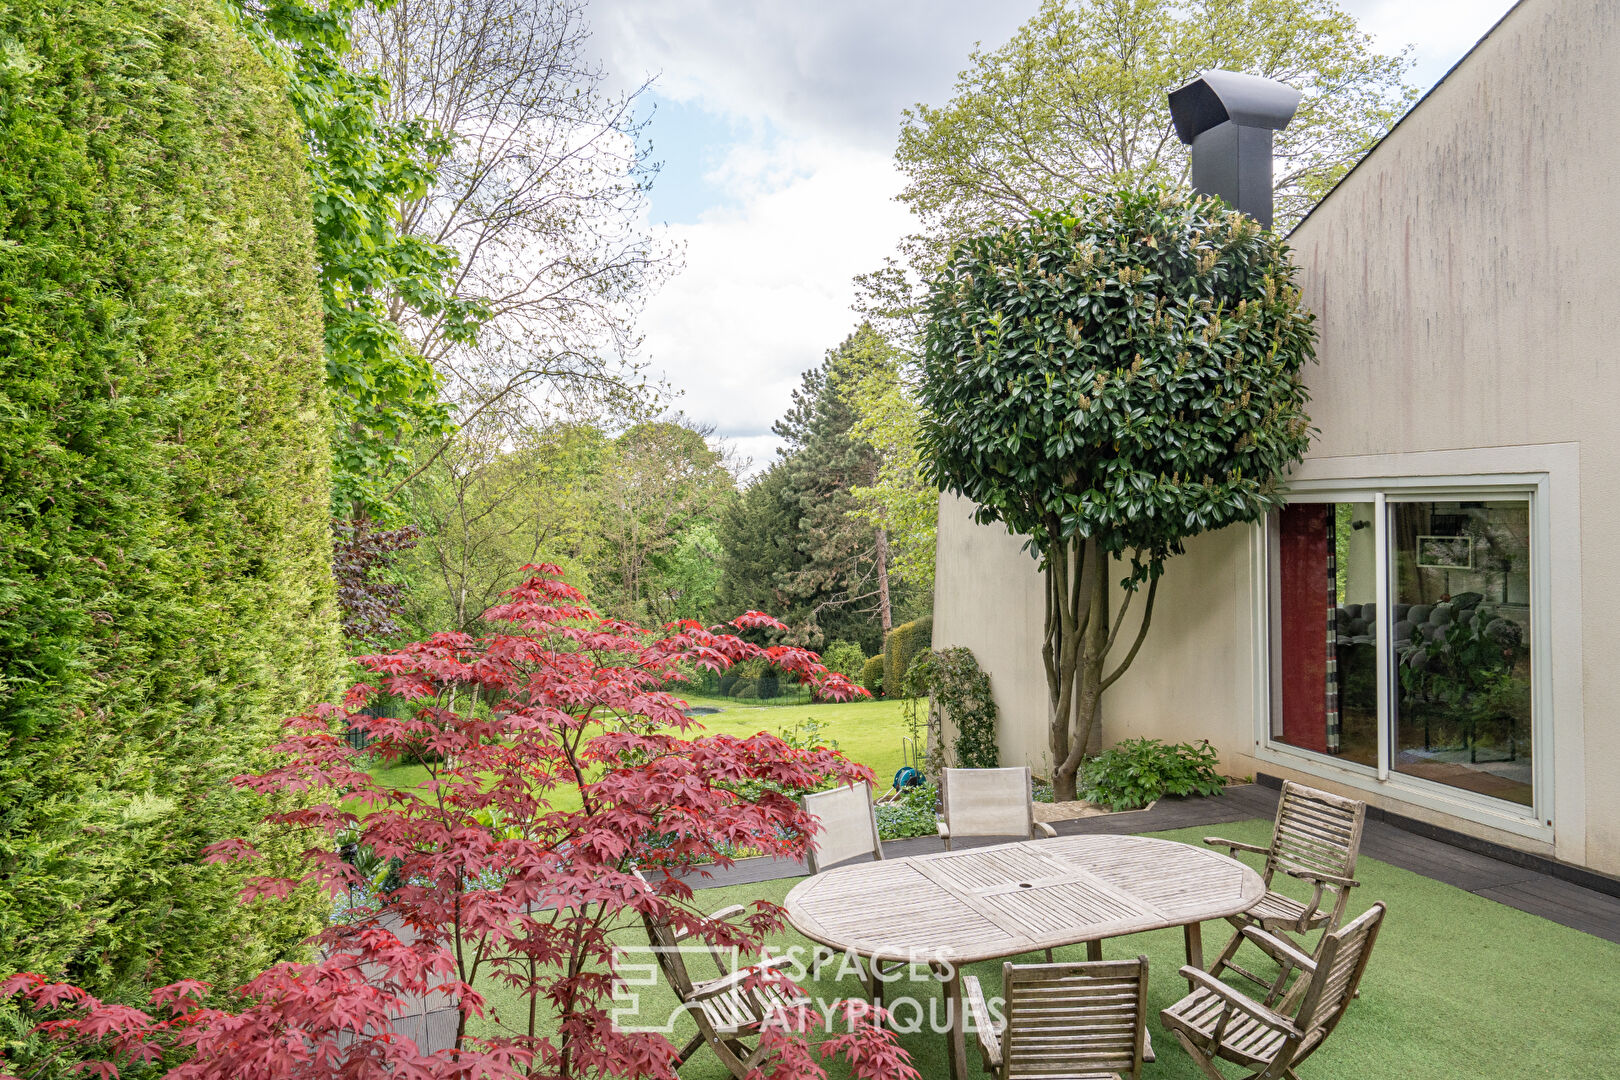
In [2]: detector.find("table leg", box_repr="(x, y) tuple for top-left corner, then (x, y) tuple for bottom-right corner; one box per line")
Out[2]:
(1184, 921), (1204, 989)
(1086, 939), (1103, 962)
(937, 962), (969, 1080)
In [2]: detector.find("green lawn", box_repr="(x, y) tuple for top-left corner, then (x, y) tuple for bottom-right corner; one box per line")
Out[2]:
(678, 694), (912, 789)
(466, 818), (1620, 1079)
(358, 694), (911, 809)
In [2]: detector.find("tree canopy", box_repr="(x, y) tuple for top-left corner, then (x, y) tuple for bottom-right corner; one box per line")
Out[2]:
(859, 0), (1414, 343)
(900, 0), (1413, 239)
(919, 188), (1317, 796)
(719, 328), (924, 653)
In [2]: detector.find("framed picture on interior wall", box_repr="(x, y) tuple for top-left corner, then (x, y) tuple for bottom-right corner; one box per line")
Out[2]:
(1416, 534), (1474, 570)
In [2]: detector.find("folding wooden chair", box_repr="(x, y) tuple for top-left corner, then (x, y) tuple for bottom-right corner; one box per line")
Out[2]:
(1161, 902), (1386, 1080)
(965, 957), (1151, 1080)
(1203, 781), (1365, 996)
(635, 876), (807, 1079)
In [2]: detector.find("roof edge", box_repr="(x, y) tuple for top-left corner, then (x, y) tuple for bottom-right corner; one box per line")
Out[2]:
(1287, 0), (1527, 240)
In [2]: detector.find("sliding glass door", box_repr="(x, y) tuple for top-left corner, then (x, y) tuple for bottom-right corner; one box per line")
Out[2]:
(1267, 490), (1536, 812)
(1388, 500), (1533, 806)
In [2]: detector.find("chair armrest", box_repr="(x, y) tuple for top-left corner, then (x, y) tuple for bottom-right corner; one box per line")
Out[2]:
(937, 820), (950, 838)
(963, 974), (1002, 1071)
(1177, 967), (1302, 1040)
(1204, 837), (1270, 856)
(1284, 867), (1359, 889)
(671, 904), (750, 945)
(1033, 821), (1057, 839)
(1239, 926), (1318, 974)
(688, 955), (798, 1003)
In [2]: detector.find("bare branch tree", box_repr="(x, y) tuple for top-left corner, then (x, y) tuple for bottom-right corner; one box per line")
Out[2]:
(352, 0), (678, 427)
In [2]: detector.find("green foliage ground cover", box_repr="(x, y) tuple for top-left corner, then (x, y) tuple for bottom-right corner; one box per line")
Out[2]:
(1080, 738), (1226, 811)
(468, 820), (1620, 1078)
(0, 0), (343, 1003)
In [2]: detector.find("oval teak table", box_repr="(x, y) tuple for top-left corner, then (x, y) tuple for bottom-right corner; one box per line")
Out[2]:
(783, 833), (1266, 1080)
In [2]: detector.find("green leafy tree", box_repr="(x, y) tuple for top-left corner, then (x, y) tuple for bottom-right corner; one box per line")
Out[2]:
(919, 190), (1316, 799)
(847, 340), (938, 592)
(859, 0), (1413, 342)
(591, 419), (737, 625)
(403, 417), (604, 636)
(230, 0), (489, 517)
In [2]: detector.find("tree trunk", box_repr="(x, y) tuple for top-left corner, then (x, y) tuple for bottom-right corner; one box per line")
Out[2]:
(1043, 536), (1159, 802)
(875, 527), (893, 634)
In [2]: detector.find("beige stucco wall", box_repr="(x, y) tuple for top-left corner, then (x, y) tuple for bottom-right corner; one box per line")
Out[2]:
(932, 495), (1050, 771)
(932, 0), (1620, 874)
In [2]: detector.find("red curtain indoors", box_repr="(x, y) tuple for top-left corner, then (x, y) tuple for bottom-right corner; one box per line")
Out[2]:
(1278, 504), (1330, 753)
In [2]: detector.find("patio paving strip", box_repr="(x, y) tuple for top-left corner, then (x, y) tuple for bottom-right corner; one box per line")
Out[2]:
(675, 783), (1620, 945)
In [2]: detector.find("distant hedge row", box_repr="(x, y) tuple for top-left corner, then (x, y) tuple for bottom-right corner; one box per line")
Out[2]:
(883, 616), (933, 698)
(0, 0), (343, 1003)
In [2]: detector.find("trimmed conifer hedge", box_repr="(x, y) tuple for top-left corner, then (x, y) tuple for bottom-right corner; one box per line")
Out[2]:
(0, 0), (343, 1003)
(883, 616), (934, 699)
(860, 654), (884, 696)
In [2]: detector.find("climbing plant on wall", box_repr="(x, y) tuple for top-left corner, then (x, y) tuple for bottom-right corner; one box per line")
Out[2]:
(903, 647), (999, 771)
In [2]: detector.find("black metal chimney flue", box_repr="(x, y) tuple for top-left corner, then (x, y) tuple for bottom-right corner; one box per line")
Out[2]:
(1167, 70), (1301, 230)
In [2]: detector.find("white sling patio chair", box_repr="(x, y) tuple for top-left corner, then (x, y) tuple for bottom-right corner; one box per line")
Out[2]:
(937, 766), (1057, 850)
(800, 781), (894, 993)
(801, 781), (884, 874)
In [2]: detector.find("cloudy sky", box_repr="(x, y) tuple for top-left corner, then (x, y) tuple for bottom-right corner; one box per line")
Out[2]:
(593, 0), (1516, 472)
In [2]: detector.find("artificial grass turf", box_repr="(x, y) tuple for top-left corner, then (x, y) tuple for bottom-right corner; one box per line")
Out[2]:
(465, 817), (1620, 1079)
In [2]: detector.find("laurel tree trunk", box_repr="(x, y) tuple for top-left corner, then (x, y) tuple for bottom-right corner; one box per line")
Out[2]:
(1044, 534), (1159, 802)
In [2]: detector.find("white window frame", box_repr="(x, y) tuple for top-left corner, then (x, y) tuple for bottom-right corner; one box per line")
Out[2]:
(1248, 445), (1581, 846)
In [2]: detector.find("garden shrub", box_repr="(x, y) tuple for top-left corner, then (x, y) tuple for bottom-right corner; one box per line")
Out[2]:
(0, 570), (907, 1079)
(729, 679), (757, 699)
(860, 654), (885, 696)
(756, 672), (780, 699)
(0, 0), (342, 1005)
(718, 673), (739, 696)
(874, 782), (940, 841)
(882, 615), (933, 698)
(821, 639), (867, 682)
(1080, 738), (1226, 811)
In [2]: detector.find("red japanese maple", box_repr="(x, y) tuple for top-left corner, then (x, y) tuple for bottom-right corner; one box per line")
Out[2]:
(2, 568), (914, 1080)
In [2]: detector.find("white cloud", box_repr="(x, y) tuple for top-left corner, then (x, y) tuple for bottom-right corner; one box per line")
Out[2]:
(596, 0), (1035, 148)
(640, 138), (913, 470)
(1338, 0), (1516, 86)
